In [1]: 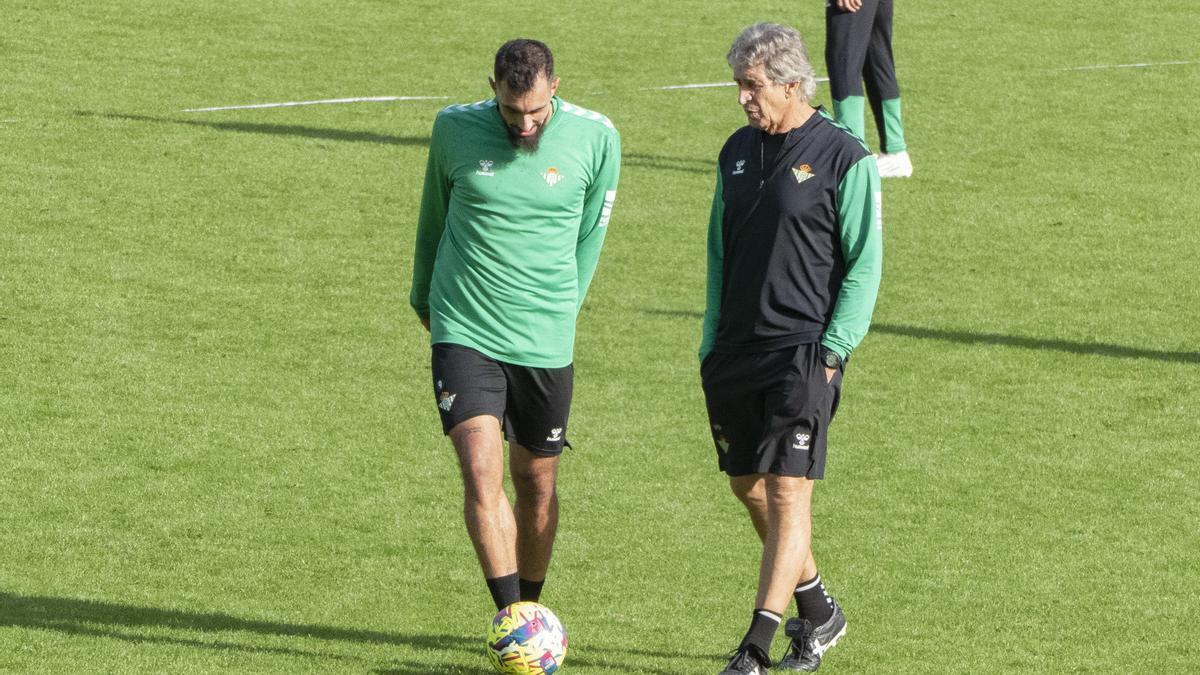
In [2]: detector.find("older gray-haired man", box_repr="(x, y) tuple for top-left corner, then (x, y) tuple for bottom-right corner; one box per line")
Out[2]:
(702, 22), (882, 674)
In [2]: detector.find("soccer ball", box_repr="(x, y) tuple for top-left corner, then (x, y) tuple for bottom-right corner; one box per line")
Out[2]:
(486, 601), (568, 674)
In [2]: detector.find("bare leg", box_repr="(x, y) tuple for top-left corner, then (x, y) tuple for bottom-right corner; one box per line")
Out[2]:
(800, 549), (818, 585)
(450, 415), (516, 578)
(509, 443), (560, 582)
(757, 476), (815, 614)
(732, 474), (817, 615)
(730, 475), (769, 543)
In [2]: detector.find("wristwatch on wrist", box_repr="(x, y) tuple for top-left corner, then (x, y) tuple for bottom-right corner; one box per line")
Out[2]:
(819, 346), (844, 370)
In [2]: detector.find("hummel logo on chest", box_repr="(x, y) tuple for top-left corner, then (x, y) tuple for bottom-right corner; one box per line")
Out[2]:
(732, 159), (746, 175)
(476, 159), (495, 176)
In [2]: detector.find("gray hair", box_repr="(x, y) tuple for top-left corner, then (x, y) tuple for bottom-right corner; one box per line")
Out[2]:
(727, 23), (818, 101)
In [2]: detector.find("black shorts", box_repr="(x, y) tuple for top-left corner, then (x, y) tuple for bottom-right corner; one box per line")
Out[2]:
(431, 343), (573, 456)
(700, 342), (843, 479)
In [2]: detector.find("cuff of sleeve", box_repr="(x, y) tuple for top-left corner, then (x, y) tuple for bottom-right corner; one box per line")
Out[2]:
(819, 339), (850, 361)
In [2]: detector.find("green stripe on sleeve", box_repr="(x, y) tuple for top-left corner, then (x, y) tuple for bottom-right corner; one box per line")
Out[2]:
(574, 131), (621, 312)
(699, 168), (724, 361)
(409, 113), (450, 318)
(821, 155), (882, 359)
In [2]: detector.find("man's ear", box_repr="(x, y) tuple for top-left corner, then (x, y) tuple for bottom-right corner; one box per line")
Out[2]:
(489, 77), (497, 94)
(548, 76), (561, 96)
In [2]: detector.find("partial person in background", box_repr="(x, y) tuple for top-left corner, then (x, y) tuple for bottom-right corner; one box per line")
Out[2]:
(409, 38), (620, 619)
(825, 0), (913, 177)
(703, 22), (882, 674)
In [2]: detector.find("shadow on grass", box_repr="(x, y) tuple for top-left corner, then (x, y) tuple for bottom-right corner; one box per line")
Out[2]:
(640, 310), (1200, 364)
(643, 309), (704, 320)
(871, 322), (1200, 364)
(374, 660), (579, 675)
(374, 657), (689, 675)
(0, 591), (695, 673)
(0, 590), (469, 662)
(623, 152), (712, 175)
(75, 111), (430, 147)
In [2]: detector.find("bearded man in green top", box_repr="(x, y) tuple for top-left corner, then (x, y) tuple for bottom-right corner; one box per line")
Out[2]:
(409, 38), (620, 615)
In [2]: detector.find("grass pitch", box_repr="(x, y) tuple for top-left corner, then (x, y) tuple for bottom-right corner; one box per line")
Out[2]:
(2, 1), (1198, 672)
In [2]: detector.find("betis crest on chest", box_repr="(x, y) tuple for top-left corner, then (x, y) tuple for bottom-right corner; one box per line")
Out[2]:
(792, 163), (815, 184)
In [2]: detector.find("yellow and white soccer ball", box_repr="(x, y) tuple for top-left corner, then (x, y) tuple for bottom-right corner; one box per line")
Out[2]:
(486, 601), (568, 674)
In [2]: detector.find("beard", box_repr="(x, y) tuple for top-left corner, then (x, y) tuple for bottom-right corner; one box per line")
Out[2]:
(505, 124), (544, 152)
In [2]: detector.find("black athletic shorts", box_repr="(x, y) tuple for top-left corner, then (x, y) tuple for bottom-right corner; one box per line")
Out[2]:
(700, 342), (843, 479)
(431, 343), (573, 456)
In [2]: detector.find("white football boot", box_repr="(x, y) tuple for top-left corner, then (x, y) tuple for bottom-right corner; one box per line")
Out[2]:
(875, 150), (913, 178)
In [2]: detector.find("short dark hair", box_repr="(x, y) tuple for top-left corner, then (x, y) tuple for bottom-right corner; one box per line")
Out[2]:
(494, 39), (555, 94)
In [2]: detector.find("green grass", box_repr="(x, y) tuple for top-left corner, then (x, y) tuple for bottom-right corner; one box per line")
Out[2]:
(3, 1), (1199, 672)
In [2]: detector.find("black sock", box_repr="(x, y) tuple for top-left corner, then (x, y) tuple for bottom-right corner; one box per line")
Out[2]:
(486, 573), (520, 611)
(519, 578), (545, 603)
(739, 609), (781, 662)
(794, 574), (834, 625)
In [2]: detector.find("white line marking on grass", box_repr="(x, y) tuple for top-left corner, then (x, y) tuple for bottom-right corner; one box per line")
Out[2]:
(1065, 60), (1199, 71)
(184, 76), (840, 112)
(642, 77), (828, 91)
(182, 95), (449, 113)
(643, 82), (734, 91)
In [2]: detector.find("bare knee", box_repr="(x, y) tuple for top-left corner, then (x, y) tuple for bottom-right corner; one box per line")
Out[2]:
(512, 464), (557, 505)
(730, 476), (767, 510)
(461, 465), (506, 509)
(764, 476), (814, 510)
(737, 487), (768, 513)
(451, 417), (504, 507)
(510, 447), (559, 506)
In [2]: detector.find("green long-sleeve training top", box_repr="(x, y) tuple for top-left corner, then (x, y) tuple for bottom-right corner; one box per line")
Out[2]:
(410, 96), (621, 368)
